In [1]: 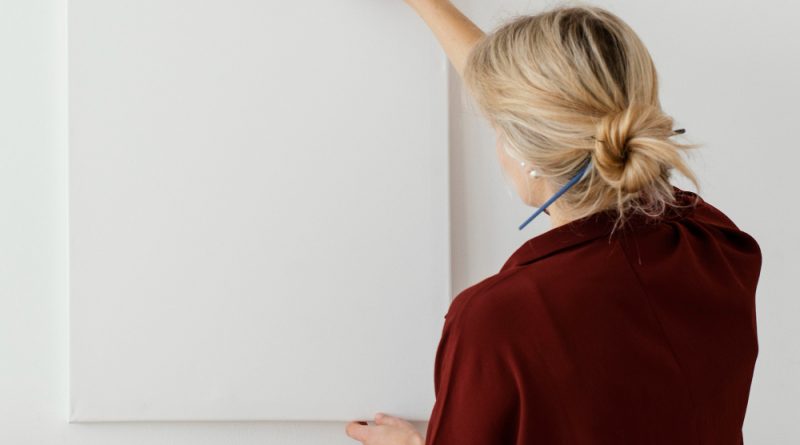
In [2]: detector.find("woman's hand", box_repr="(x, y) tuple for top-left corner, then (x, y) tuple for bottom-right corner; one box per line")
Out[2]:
(399, 0), (485, 78)
(345, 412), (425, 445)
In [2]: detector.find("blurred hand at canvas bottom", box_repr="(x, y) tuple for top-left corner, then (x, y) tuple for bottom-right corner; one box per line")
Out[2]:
(345, 412), (424, 445)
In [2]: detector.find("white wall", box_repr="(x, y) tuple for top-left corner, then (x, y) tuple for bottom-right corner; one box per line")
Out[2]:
(2, 0), (798, 443)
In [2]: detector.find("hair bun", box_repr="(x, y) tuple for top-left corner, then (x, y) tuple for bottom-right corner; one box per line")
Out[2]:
(592, 102), (675, 194)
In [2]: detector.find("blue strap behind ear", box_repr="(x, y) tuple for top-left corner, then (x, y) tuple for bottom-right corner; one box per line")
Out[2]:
(518, 158), (592, 231)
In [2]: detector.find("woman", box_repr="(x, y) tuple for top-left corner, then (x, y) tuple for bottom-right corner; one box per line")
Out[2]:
(346, 2), (762, 444)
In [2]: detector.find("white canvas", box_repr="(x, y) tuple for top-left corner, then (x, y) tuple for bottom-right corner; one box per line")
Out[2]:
(69, 0), (450, 422)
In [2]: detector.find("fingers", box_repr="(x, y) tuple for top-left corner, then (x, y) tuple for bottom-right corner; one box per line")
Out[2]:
(374, 412), (414, 429)
(347, 414), (422, 445)
(374, 412), (395, 426)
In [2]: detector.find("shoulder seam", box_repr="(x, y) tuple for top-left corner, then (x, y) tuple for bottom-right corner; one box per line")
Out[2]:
(446, 268), (524, 327)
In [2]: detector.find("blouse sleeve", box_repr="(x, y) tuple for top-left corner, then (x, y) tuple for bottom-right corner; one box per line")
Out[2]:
(424, 295), (521, 445)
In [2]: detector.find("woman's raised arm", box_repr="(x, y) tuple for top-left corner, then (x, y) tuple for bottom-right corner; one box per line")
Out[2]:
(403, 0), (486, 78)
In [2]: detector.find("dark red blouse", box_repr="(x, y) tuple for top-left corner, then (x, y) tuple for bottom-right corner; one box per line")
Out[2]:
(424, 186), (762, 445)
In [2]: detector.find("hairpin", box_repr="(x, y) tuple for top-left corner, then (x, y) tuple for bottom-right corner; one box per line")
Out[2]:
(590, 128), (686, 143)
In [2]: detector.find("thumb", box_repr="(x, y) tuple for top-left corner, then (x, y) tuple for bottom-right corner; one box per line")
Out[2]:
(345, 421), (370, 441)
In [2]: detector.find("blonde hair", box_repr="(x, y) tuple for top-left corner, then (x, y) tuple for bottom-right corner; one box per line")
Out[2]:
(462, 2), (701, 235)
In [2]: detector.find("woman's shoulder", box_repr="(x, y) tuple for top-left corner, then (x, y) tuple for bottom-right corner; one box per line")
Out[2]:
(443, 186), (762, 339)
(672, 186), (762, 257)
(443, 267), (543, 342)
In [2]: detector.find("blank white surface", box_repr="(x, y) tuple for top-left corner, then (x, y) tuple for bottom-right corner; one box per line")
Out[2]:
(68, 0), (450, 422)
